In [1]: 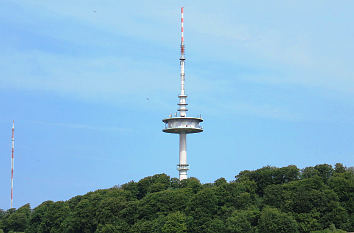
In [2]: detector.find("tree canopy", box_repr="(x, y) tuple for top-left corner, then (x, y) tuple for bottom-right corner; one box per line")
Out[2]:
(0, 163), (353, 233)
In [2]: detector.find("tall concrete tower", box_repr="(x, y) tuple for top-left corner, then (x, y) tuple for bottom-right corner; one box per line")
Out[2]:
(162, 7), (203, 180)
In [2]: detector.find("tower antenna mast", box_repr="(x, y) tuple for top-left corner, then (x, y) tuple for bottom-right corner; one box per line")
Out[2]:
(11, 120), (14, 208)
(178, 6), (187, 117)
(181, 7), (185, 57)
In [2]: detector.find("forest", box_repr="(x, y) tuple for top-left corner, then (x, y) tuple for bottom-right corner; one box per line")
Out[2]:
(0, 163), (353, 233)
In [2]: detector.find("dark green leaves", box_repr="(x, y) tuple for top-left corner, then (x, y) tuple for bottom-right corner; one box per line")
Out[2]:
(0, 164), (352, 233)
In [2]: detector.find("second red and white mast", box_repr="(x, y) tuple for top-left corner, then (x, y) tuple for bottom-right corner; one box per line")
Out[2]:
(11, 120), (14, 208)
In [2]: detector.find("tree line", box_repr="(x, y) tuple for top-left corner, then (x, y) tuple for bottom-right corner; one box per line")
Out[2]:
(0, 163), (353, 233)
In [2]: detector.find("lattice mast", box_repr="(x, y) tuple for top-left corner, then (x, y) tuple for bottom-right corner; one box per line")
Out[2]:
(11, 120), (14, 208)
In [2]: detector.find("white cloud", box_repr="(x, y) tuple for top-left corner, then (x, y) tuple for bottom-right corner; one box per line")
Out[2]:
(0, 49), (172, 97)
(31, 120), (132, 133)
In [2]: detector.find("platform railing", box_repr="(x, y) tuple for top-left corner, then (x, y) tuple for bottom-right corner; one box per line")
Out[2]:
(177, 164), (189, 171)
(164, 124), (203, 130)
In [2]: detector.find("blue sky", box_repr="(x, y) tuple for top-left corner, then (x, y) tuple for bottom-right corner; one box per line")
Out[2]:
(0, 0), (353, 209)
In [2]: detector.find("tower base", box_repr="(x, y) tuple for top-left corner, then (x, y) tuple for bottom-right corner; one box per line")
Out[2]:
(177, 164), (189, 180)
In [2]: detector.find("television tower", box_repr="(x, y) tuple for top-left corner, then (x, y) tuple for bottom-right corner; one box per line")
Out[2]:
(162, 7), (203, 180)
(11, 120), (14, 208)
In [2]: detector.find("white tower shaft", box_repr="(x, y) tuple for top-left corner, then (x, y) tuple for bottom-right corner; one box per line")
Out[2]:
(11, 120), (14, 208)
(179, 133), (187, 180)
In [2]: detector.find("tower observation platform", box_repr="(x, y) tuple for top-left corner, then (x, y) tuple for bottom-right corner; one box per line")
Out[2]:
(162, 7), (203, 180)
(162, 117), (203, 134)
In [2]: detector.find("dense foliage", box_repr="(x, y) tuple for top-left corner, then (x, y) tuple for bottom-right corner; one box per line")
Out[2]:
(0, 163), (353, 233)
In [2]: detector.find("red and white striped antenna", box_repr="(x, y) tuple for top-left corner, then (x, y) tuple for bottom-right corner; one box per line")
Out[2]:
(181, 7), (184, 56)
(178, 7), (187, 117)
(11, 120), (14, 208)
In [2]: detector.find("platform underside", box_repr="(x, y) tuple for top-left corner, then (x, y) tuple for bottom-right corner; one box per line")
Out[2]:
(163, 127), (203, 134)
